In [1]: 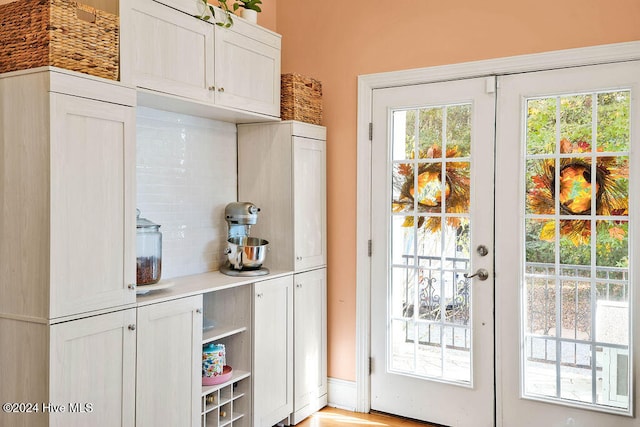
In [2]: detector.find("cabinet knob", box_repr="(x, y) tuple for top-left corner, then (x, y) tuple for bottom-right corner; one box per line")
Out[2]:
(296, 256), (303, 261)
(196, 308), (202, 314)
(128, 284), (136, 290)
(296, 283), (302, 288)
(256, 293), (263, 298)
(128, 324), (136, 331)
(218, 87), (225, 93)
(208, 86), (216, 91)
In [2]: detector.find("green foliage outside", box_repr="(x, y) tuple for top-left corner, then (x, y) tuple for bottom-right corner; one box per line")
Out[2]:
(526, 90), (630, 269)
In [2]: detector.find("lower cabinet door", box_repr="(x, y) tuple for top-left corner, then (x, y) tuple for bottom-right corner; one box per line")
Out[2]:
(253, 276), (293, 427)
(292, 268), (328, 424)
(49, 309), (137, 427)
(136, 296), (203, 427)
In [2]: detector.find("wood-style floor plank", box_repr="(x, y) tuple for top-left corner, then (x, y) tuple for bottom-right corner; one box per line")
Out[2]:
(294, 407), (439, 427)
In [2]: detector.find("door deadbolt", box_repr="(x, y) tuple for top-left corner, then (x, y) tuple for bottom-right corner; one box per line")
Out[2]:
(477, 245), (489, 256)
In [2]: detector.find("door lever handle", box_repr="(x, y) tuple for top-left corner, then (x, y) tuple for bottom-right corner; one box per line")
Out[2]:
(464, 268), (489, 281)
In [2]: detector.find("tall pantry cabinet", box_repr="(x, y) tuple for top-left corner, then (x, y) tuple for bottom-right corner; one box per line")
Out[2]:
(0, 68), (137, 427)
(238, 121), (328, 425)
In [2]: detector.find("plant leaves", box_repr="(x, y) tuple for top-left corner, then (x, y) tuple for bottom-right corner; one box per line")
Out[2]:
(539, 221), (556, 242)
(609, 226), (626, 241)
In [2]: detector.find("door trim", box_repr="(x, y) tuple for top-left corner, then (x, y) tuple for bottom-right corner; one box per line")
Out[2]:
(356, 40), (640, 414)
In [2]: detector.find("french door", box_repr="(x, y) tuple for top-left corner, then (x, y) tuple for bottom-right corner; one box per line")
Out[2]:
(496, 61), (640, 426)
(370, 77), (496, 427)
(370, 61), (640, 426)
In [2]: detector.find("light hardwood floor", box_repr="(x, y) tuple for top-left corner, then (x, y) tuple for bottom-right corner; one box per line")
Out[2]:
(295, 407), (439, 427)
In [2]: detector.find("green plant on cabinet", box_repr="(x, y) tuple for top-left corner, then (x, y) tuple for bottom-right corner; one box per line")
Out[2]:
(195, 0), (263, 27)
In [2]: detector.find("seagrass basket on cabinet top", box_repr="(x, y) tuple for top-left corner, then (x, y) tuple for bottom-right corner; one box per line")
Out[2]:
(0, 0), (119, 80)
(281, 73), (323, 125)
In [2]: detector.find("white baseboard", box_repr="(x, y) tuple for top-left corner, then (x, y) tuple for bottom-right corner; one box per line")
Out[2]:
(327, 377), (357, 412)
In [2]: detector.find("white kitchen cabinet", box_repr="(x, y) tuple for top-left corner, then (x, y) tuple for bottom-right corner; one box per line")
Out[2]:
(238, 121), (327, 272)
(49, 310), (137, 427)
(136, 295), (203, 427)
(121, 0), (281, 121)
(0, 68), (136, 320)
(214, 21), (281, 117)
(253, 276), (294, 427)
(291, 268), (328, 424)
(121, 0), (214, 102)
(0, 309), (137, 427)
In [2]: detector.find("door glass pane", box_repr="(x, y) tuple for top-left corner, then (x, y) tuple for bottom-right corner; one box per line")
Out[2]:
(390, 105), (472, 385)
(523, 90), (631, 411)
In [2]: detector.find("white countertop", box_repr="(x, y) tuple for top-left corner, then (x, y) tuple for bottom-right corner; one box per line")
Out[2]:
(135, 268), (294, 307)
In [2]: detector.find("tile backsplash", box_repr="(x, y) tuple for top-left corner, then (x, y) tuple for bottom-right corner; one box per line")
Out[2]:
(136, 107), (237, 279)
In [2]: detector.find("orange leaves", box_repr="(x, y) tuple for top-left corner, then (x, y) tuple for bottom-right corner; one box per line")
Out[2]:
(560, 138), (591, 154)
(393, 143), (470, 232)
(410, 171), (443, 207)
(560, 139), (573, 154)
(421, 144), (461, 159)
(538, 220), (591, 246)
(539, 221), (556, 242)
(609, 226), (626, 241)
(532, 174), (548, 189)
(558, 165), (596, 214)
(397, 163), (412, 177)
(536, 219), (627, 247)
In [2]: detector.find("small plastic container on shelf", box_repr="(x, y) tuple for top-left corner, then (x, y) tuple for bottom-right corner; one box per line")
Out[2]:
(203, 344), (233, 385)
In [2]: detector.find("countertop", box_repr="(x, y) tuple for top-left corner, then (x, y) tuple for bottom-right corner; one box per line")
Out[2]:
(135, 268), (294, 307)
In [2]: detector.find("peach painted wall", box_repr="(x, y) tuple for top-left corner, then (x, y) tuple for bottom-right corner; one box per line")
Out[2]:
(209, 0), (276, 31)
(256, 0), (275, 32)
(275, 0), (640, 382)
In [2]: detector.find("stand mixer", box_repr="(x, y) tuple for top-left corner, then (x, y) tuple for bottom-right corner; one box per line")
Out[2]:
(220, 202), (270, 277)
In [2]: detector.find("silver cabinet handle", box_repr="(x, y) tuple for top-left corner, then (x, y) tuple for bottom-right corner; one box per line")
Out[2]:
(464, 269), (489, 281)
(128, 324), (136, 331)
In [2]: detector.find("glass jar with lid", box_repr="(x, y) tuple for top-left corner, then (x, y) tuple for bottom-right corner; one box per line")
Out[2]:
(136, 210), (162, 285)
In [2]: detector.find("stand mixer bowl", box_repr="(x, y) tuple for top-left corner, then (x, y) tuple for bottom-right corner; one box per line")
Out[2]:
(225, 236), (269, 270)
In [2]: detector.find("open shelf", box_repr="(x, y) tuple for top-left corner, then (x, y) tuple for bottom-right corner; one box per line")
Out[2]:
(203, 325), (247, 345)
(202, 370), (251, 396)
(201, 285), (252, 427)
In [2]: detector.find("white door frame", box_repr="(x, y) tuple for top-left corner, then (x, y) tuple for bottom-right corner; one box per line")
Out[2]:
(356, 40), (640, 414)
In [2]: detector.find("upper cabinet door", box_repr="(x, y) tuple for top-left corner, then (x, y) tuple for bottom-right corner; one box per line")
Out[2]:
(293, 136), (327, 271)
(214, 23), (281, 116)
(122, 0), (215, 102)
(49, 93), (136, 318)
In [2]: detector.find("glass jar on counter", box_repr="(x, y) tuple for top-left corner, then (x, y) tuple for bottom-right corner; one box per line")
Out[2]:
(136, 210), (162, 285)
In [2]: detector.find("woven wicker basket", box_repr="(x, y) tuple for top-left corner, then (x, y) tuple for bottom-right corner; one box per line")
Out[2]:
(0, 0), (119, 80)
(281, 73), (323, 125)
